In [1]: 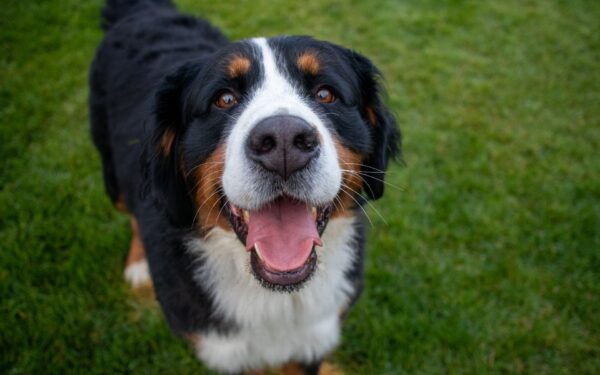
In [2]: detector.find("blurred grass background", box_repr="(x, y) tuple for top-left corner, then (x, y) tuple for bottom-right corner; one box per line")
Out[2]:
(1, 0), (599, 373)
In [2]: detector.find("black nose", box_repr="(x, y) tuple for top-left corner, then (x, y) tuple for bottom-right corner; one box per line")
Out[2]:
(246, 115), (320, 179)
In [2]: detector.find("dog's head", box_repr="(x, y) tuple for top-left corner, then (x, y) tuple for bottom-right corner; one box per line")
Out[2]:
(148, 36), (400, 290)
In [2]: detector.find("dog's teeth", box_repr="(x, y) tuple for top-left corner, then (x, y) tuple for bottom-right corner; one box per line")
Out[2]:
(311, 206), (317, 220)
(243, 210), (250, 223)
(254, 243), (263, 260)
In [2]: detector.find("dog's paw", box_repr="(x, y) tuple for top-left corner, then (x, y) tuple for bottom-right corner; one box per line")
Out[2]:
(124, 259), (151, 288)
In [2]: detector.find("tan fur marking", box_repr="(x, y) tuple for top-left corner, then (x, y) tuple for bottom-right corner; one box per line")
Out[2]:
(281, 363), (305, 375)
(194, 146), (229, 232)
(184, 333), (202, 350)
(365, 106), (377, 127)
(114, 193), (129, 213)
(125, 216), (146, 267)
(160, 128), (176, 156)
(129, 283), (155, 299)
(318, 362), (344, 375)
(280, 362), (344, 375)
(124, 216), (153, 293)
(333, 140), (364, 218)
(228, 56), (251, 78)
(297, 52), (320, 75)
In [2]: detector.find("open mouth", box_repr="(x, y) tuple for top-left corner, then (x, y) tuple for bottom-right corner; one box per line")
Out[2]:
(227, 196), (333, 291)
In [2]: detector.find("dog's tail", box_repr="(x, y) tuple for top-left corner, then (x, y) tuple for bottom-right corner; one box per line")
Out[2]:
(101, 0), (174, 31)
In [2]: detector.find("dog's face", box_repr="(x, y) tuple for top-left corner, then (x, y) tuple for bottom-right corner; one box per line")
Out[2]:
(150, 36), (399, 291)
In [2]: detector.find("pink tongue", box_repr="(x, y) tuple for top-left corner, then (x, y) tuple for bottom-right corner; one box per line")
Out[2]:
(246, 199), (321, 272)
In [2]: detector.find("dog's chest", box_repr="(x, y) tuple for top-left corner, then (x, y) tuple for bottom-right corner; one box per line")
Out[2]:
(197, 301), (342, 372)
(188, 217), (358, 372)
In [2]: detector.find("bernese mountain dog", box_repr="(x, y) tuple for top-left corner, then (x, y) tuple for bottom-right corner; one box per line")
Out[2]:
(89, 0), (401, 373)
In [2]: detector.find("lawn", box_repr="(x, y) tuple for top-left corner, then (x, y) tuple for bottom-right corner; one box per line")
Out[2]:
(1, 0), (599, 373)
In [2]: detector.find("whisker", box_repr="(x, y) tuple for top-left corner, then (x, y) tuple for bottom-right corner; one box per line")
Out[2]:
(191, 204), (202, 228)
(340, 162), (386, 173)
(185, 161), (224, 179)
(339, 169), (405, 192)
(341, 162), (404, 176)
(215, 196), (230, 225)
(340, 183), (387, 225)
(338, 185), (374, 227)
(339, 169), (377, 197)
(194, 168), (225, 182)
(189, 169), (224, 191)
(191, 186), (222, 228)
(202, 188), (225, 230)
(331, 194), (343, 213)
(195, 186), (225, 214)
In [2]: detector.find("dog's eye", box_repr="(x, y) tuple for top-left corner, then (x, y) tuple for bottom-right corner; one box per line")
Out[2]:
(315, 87), (336, 104)
(215, 91), (238, 109)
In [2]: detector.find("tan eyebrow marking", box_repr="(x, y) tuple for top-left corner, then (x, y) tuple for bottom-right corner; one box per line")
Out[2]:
(297, 52), (320, 75)
(227, 55), (251, 78)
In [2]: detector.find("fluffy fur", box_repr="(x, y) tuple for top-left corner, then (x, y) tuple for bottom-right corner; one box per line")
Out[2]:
(90, 0), (400, 373)
(190, 217), (357, 372)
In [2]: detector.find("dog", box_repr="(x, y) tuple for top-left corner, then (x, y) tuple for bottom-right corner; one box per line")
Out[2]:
(89, 0), (400, 373)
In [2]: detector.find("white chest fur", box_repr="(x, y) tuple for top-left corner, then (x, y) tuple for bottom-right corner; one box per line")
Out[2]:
(186, 216), (358, 373)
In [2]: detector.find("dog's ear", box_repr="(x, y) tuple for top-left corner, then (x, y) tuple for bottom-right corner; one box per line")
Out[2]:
(146, 63), (199, 226)
(347, 50), (401, 200)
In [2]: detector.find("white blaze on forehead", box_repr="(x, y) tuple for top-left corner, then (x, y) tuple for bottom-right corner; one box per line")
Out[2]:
(239, 38), (325, 125)
(221, 38), (341, 210)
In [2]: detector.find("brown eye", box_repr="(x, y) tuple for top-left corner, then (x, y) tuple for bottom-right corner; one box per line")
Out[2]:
(315, 87), (335, 104)
(215, 91), (238, 109)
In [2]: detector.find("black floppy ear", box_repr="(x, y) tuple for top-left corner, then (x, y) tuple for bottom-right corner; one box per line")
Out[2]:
(348, 50), (402, 200)
(147, 63), (199, 226)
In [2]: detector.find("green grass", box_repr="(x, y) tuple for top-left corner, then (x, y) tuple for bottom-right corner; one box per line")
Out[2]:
(1, 0), (599, 373)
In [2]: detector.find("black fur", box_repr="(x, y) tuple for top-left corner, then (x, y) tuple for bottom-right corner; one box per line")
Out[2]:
(101, 0), (174, 31)
(137, 209), (236, 334)
(149, 62), (201, 226)
(91, 0), (235, 334)
(348, 50), (401, 200)
(89, 0), (401, 372)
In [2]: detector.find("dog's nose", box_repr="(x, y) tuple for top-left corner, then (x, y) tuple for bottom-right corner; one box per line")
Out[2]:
(246, 115), (320, 180)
